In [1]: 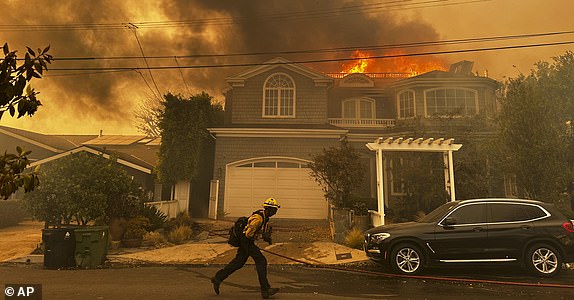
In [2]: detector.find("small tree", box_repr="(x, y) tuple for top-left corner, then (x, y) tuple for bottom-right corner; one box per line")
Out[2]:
(496, 52), (574, 204)
(134, 95), (163, 138)
(157, 92), (223, 185)
(22, 152), (142, 226)
(1, 43), (52, 199)
(309, 140), (364, 208)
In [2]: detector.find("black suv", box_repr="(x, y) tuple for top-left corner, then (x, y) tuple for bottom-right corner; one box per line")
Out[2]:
(364, 198), (574, 277)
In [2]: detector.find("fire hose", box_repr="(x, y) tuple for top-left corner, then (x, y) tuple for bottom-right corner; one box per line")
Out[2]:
(209, 229), (574, 289)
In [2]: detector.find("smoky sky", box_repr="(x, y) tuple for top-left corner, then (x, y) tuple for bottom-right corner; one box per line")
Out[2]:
(0, 0), (444, 134)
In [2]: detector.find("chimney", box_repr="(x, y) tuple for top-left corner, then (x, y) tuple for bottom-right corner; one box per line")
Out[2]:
(449, 60), (474, 75)
(99, 129), (103, 137)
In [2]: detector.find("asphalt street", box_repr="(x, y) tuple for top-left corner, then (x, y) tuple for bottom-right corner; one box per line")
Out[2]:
(1, 263), (573, 300)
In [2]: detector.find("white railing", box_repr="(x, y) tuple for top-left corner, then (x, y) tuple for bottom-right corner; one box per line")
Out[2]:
(325, 73), (411, 79)
(329, 118), (396, 128)
(145, 200), (180, 219)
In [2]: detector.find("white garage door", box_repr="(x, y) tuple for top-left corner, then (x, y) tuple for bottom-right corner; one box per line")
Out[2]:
(225, 159), (327, 219)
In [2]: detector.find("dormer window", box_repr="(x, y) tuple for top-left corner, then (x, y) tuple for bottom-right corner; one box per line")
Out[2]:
(342, 98), (375, 119)
(263, 73), (295, 118)
(397, 90), (415, 119)
(425, 88), (478, 117)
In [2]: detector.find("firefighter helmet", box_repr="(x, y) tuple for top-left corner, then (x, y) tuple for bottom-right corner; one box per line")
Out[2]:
(263, 197), (280, 209)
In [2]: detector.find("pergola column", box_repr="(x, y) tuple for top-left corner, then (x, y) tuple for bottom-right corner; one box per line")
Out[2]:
(374, 148), (385, 226)
(366, 137), (462, 226)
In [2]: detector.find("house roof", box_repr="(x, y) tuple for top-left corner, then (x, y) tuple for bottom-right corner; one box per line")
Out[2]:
(226, 57), (333, 87)
(29, 145), (154, 174)
(210, 123), (344, 130)
(209, 123), (347, 139)
(0, 125), (96, 153)
(0, 125), (159, 170)
(391, 70), (499, 88)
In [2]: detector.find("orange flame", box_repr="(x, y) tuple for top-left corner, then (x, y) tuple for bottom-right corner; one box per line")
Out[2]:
(340, 49), (448, 76)
(341, 50), (372, 74)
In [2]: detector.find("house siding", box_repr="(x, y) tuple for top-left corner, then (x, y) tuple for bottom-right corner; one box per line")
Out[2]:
(230, 67), (329, 124)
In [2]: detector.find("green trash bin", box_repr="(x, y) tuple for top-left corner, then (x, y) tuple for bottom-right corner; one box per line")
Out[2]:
(74, 226), (109, 268)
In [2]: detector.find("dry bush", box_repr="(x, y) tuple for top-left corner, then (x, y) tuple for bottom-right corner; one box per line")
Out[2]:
(144, 231), (167, 248)
(345, 228), (365, 249)
(168, 225), (192, 244)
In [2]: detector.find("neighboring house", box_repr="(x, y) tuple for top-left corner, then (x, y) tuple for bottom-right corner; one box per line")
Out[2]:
(0, 126), (188, 218)
(208, 57), (499, 220)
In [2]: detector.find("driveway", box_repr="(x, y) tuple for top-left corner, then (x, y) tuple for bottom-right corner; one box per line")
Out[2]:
(0, 220), (43, 262)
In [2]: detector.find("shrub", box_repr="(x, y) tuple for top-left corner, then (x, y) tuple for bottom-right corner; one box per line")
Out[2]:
(124, 216), (149, 240)
(0, 201), (29, 228)
(143, 231), (167, 248)
(351, 198), (369, 216)
(163, 211), (193, 232)
(168, 225), (192, 244)
(22, 152), (144, 226)
(345, 228), (365, 250)
(140, 204), (167, 231)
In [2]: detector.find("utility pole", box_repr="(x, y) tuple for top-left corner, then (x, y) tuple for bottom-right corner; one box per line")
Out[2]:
(127, 23), (162, 100)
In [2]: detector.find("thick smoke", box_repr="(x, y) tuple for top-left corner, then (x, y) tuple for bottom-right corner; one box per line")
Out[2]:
(0, 0), (442, 134)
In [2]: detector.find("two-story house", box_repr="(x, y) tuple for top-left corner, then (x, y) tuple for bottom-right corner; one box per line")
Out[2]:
(209, 58), (499, 220)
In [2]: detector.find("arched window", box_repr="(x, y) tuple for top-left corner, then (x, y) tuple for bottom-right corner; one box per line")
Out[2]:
(397, 90), (415, 119)
(263, 73), (295, 117)
(342, 98), (375, 119)
(425, 88), (478, 116)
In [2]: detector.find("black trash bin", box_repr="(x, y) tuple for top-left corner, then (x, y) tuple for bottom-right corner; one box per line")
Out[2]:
(42, 227), (76, 269)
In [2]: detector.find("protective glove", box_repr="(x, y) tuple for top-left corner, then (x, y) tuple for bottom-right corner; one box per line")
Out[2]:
(262, 231), (272, 245)
(262, 225), (273, 245)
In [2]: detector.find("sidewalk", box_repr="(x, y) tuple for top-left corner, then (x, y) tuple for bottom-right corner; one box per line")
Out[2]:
(108, 234), (368, 266)
(2, 219), (369, 267)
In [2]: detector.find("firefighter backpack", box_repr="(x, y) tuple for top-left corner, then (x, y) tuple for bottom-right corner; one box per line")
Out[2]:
(228, 216), (248, 247)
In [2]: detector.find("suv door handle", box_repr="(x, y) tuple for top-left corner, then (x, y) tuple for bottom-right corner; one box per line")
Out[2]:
(473, 227), (484, 232)
(521, 225), (531, 230)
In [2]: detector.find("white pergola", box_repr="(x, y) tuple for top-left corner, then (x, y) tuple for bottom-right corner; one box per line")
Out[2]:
(366, 137), (463, 226)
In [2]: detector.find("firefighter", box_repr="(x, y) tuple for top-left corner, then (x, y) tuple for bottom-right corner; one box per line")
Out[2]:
(211, 197), (280, 299)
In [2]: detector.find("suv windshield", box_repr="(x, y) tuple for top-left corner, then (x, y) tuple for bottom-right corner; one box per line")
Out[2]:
(419, 201), (458, 223)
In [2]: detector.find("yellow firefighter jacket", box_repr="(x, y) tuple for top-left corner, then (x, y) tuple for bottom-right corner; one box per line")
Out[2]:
(243, 210), (269, 240)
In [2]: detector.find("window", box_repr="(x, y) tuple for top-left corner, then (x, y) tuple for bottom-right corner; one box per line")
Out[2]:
(445, 203), (487, 225)
(342, 98), (375, 119)
(263, 73), (295, 117)
(235, 159), (307, 169)
(488, 203), (548, 223)
(425, 88), (477, 116)
(397, 90), (415, 119)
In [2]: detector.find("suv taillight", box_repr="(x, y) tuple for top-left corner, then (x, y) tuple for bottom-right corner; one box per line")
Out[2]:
(563, 221), (574, 233)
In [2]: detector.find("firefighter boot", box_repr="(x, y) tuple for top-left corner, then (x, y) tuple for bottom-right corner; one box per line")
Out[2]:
(211, 277), (221, 295)
(261, 287), (279, 299)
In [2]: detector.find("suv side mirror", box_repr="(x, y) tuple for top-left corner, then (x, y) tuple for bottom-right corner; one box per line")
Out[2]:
(442, 217), (457, 226)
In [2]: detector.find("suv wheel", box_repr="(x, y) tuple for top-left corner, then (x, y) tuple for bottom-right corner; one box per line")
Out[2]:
(525, 244), (562, 277)
(390, 243), (424, 275)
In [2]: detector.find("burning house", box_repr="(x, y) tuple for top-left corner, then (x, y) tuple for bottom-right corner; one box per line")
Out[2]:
(208, 56), (499, 220)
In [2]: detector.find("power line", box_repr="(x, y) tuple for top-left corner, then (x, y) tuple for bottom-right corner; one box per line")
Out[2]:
(40, 30), (574, 62)
(127, 23), (162, 100)
(174, 56), (192, 95)
(44, 40), (574, 73)
(0, 0), (490, 31)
